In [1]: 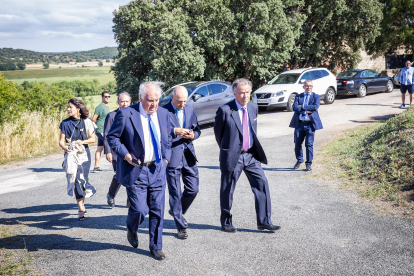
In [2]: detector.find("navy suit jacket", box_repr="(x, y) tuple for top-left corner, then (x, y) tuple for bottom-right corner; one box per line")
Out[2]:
(161, 101), (201, 168)
(289, 92), (323, 130)
(214, 99), (267, 172)
(106, 103), (172, 188)
(103, 109), (118, 156)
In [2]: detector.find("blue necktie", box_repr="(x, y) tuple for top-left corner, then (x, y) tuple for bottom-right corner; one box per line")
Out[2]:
(148, 114), (160, 163)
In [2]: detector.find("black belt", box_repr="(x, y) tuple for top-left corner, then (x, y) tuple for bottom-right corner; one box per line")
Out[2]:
(142, 160), (156, 167)
(299, 120), (311, 123)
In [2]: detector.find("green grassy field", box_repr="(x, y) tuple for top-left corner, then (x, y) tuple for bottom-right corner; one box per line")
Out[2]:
(1, 67), (115, 85)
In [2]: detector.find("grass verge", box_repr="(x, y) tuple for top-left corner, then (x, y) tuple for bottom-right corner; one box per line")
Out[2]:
(0, 221), (36, 275)
(318, 108), (414, 219)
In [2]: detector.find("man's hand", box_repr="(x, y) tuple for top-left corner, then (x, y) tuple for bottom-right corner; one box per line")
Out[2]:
(106, 153), (112, 163)
(174, 127), (187, 136)
(165, 159), (169, 165)
(124, 153), (140, 166)
(181, 131), (194, 140)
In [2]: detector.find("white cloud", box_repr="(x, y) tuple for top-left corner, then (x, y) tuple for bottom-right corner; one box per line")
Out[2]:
(0, 0), (132, 52)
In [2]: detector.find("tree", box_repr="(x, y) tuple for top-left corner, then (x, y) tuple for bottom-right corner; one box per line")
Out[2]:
(98, 61), (103, 67)
(43, 63), (49, 69)
(367, 0), (414, 57)
(17, 62), (26, 70)
(287, 0), (383, 71)
(112, 0), (305, 100)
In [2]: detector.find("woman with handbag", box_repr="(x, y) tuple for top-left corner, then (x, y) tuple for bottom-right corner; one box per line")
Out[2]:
(59, 98), (97, 221)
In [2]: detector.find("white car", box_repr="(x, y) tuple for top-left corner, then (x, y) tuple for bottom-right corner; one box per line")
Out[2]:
(252, 67), (337, 111)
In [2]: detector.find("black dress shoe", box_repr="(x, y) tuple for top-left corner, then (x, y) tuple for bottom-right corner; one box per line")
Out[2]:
(293, 161), (303, 170)
(127, 229), (138, 248)
(150, 250), (165, 261)
(257, 224), (281, 232)
(107, 193), (115, 208)
(305, 164), (312, 171)
(168, 209), (188, 227)
(177, 228), (188, 239)
(222, 225), (237, 233)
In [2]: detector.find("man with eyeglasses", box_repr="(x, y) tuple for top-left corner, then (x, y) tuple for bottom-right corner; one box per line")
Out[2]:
(92, 91), (111, 172)
(289, 80), (323, 171)
(399, 60), (414, 109)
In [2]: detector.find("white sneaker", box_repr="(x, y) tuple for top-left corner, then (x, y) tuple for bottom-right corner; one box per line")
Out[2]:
(400, 104), (405, 109)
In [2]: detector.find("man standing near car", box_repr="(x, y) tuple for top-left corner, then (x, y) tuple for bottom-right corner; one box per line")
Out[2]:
(92, 91), (111, 172)
(214, 78), (281, 233)
(162, 86), (201, 240)
(104, 92), (131, 208)
(400, 60), (414, 108)
(289, 80), (323, 171)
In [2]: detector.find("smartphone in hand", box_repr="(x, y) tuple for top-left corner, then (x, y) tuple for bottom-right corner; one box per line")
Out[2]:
(131, 158), (140, 166)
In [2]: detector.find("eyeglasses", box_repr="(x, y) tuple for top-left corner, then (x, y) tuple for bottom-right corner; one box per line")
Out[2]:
(304, 85), (313, 88)
(104, 96), (111, 98)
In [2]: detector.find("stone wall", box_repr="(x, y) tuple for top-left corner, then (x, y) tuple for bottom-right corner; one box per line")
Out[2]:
(356, 50), (385, 71)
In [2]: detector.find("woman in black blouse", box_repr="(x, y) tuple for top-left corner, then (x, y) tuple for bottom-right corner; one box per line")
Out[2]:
(59, 98), (96, 220)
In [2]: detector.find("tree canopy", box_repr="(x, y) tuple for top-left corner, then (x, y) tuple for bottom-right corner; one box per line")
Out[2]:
(112, 0), (384, 99)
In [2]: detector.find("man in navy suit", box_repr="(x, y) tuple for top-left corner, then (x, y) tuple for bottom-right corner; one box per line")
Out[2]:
(103, 92), (131, 208)
(214, 78), (281, 233)
(107, 82), (171, 261)
(162, 86), (201, 240)
(289, 80), (323, 171)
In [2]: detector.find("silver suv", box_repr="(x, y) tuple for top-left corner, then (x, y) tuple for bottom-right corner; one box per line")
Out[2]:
(159, 81), (234, 125)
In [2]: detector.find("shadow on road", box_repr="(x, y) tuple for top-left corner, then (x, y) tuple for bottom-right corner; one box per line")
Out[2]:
(29, 168), (65, 173)
(349, 113), (398, 123)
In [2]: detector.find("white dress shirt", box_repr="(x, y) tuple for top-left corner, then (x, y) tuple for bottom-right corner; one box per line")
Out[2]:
(139, 103), (161, 163)
(235, 100), (253, 149)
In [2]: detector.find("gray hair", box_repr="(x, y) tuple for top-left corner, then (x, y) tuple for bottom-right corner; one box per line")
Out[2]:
(172, 85), (187, 97)
(118, 91), (131, 102)
(232, 78), (252, 93)
(303, 80), (313, 85)
(139, 81), (164, 99)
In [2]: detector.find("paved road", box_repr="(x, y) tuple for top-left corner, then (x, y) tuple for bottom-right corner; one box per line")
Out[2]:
(1, 90), (413, 275)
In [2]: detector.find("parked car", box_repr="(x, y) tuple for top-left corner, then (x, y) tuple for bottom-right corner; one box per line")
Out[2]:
(252, 67), (337, 112)
(336, 69), (393, 98)
(159, 80), (234, 125)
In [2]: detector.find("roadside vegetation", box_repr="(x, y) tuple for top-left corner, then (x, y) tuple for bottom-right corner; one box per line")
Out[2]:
(321, 109), (414, 218)
(0, 220), (35, 275)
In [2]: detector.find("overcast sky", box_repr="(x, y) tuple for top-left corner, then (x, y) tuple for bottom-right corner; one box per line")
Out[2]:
(0, 0), (132, 52)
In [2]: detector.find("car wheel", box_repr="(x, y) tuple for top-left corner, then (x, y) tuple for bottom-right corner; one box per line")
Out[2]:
(357, 84), (367, 98)
(258, 106), (267, 112)
(323, 87), (335, 104)
(286, 94), (296, 112)
(385, 80), (393, 93)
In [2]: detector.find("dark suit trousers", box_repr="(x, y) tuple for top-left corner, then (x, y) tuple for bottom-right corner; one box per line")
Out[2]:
(220, 152), (272, 227)
(126, 160), (166, 250)
(167, 150), (199, 230)
(108, 160), (122, 198)
(294, 121), (315, 164)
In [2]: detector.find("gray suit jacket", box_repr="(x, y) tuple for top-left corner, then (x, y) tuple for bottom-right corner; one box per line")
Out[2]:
(103, 109), (118, 156)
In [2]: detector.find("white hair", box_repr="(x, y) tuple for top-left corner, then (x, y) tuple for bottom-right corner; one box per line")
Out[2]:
(139, 81), (164, 99)
(232, 78), (252, 93)
(118, 91), (131, 102)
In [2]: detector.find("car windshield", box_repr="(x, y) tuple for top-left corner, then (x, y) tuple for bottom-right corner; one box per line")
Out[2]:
(337, 71), (358, 78)
(268, 73), (300, 84)
(161, 83), (198, 100)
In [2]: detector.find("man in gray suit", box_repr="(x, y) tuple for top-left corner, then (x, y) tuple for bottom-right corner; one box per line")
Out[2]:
(103, 92), (131, 207)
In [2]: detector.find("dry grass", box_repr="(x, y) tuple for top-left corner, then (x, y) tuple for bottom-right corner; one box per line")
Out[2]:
(0, 111), (65, 163)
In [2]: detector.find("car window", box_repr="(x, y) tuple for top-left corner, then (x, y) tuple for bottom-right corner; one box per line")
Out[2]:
(360, 71), (368, 78)
(320, 70), (329, 77)
(337, 71), (358, 78)
(367, 70), (378, 77)
(300, 72), (312, 82)
(194, 85), (209, 97)
(209, 84), (227, 95)
(268, 73), (301, 84)
(311, 70), (323, 80)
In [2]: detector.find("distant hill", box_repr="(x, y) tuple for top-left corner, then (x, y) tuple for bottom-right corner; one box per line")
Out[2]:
(0, 47), (118, 65)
